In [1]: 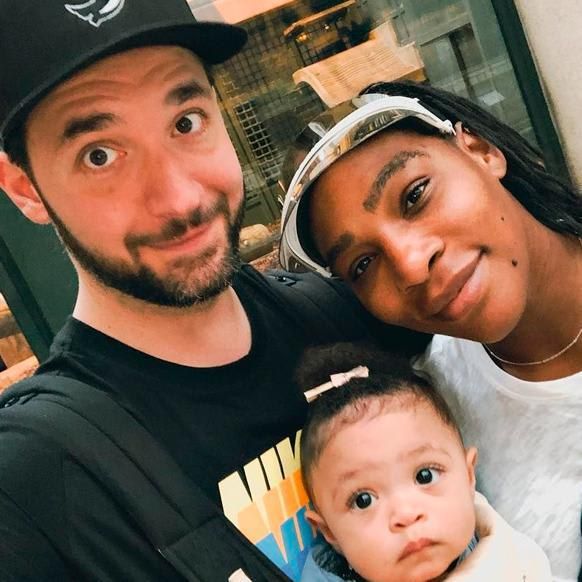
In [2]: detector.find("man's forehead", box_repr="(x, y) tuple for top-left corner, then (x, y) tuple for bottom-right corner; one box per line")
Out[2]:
(27, 46), (209, 131)
(52, 46), (207, 96)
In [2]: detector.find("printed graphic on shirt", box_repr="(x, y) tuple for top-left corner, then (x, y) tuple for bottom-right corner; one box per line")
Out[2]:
(219, 430), (316, 581)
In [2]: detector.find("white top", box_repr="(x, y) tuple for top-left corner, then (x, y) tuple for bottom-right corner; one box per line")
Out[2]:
(449, 492), (551, 582)
(414, 335), (582, 582)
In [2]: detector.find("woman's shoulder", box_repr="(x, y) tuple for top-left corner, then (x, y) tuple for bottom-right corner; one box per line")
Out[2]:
(448, 493), (552, 582)
(412, 335), (482, 386)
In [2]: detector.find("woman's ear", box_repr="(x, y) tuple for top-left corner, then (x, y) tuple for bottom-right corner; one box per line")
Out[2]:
(465, 446), (478, 492)
(0, 152), (50, 224)
(453, 121), (507, 179)
(305, 508), (340, 550)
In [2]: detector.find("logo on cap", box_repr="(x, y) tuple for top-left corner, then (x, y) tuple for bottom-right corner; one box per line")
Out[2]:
(65, 0), (126, 28)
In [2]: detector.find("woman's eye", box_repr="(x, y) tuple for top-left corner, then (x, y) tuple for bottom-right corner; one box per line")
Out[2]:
(82, 146), (119, 169)
(404, 179), (429, 213)
(350, 491), (376, 510)
(175, 111), (205, 135)
(415, 467), (441, 486)
(351, 255), (374, 281)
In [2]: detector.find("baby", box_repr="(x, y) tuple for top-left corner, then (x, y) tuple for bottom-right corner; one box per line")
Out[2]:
(297, 342), (551, 582)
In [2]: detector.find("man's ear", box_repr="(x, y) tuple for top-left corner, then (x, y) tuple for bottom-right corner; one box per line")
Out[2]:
(0, 152), (50, 224)
(465, 446), (478, 492)
(453, 121), (507, 179)
(305, 508), (340, 550)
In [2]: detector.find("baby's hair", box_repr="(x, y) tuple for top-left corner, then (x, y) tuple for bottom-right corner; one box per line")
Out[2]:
(298, 342), (462, 505)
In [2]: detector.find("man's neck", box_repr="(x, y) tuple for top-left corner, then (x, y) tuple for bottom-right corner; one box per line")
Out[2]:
(72, 275), (252, 368)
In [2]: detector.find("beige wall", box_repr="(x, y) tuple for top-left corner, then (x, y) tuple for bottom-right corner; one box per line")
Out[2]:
(191, 0), (582, 182)
(189, 0), (293, 24)
(514, 0), (582, 185)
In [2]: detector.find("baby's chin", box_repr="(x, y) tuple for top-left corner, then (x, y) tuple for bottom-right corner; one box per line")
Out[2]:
(416, 556), (459, 582)
(374, 555), (457, 582)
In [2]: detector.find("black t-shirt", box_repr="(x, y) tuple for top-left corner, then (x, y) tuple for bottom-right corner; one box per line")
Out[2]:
(0, 266), (428, 581)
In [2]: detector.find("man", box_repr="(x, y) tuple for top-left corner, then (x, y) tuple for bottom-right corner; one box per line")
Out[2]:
(0, 1), (426, 580)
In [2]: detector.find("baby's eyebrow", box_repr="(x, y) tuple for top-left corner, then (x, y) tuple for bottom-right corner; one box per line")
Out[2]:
(363, 149), (427, 212)
(398, 444), (452, 462)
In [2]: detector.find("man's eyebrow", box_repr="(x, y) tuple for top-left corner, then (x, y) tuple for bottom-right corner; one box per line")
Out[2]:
(165, 80), (212, 106)
(325, 232), (354, 272)
(60, 113), (117, 145)
(363, 150), (427, 212)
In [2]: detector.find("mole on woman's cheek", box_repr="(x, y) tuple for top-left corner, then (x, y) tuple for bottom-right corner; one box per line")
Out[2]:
(500, 216), (505, 221)
(512, 259), (518, 267)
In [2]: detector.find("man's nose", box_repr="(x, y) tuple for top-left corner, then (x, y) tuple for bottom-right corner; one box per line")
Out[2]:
(142, 150), (206, 218)
(379, 226), (442, 293)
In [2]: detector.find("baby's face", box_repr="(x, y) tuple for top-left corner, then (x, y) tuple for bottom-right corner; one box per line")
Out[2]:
(308, 401), (476, 582)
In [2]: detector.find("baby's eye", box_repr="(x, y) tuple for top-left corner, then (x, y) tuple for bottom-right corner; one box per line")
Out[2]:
(175, 111), (205, 135)
(82, 146), (119, 169)
(415, 467), (441, 486)
(404, 179), (429, 213)
(351, 255), (375, 281)
(350, 491), (376, 510)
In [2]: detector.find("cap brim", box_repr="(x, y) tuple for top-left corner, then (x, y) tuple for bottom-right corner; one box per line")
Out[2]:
(2, 21), (247, 140)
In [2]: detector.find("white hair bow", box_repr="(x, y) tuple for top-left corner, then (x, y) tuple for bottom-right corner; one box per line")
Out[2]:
(304, 366), (369, 403)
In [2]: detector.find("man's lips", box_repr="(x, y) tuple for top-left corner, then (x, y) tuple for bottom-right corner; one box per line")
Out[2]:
(145, 222), (213, 252)
(399, 538), (435, 560)
(427, 254), (483, 320)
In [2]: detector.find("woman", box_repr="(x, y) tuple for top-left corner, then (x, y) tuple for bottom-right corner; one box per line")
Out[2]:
(279, 81), (582, 580)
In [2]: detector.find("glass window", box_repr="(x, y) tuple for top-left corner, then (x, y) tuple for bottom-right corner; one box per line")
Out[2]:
(210, 0), (538, 226)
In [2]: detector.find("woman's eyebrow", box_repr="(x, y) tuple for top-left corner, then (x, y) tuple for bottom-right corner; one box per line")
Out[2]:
(326, 232), (354, 272)
(363, 149), (427, 212)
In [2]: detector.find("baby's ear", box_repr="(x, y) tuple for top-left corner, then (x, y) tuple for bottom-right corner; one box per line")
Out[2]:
(305, 508), (340, 550)
(465, 446), (478, 491)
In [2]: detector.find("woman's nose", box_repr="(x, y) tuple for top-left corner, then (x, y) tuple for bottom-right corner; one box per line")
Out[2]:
(379, 227), (443, 293)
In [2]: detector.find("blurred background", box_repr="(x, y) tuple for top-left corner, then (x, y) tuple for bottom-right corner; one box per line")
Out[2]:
(0, 0), (578, 376)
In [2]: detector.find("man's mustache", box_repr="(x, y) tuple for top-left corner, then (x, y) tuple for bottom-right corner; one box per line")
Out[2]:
(125, 195), (230, 252)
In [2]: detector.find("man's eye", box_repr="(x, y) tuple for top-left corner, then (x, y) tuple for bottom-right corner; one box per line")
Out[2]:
(404, 179), (429, 213)
(82, 146), (118, 169)
(351, 255), (374, 281)
(175, 111), (204, 135)
(349, 491), (376, 510)
(415, 467), (441, 486)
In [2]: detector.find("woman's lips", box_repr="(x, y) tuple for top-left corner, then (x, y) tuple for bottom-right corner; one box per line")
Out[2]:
(430, 254), (484, 321)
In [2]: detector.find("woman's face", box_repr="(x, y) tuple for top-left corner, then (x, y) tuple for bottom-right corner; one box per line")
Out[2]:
(309, 127), (535, 342)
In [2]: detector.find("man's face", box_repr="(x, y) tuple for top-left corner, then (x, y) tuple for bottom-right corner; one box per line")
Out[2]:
(309, 402), (477, 582)
(25, 46), (244, 307)
(309, 128), (533, 343)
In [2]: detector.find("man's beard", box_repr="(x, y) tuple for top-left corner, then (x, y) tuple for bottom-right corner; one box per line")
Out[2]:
(42, 193), (245, 308)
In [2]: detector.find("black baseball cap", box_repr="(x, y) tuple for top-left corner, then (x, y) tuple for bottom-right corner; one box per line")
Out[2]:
(0, 0), (247, 142)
